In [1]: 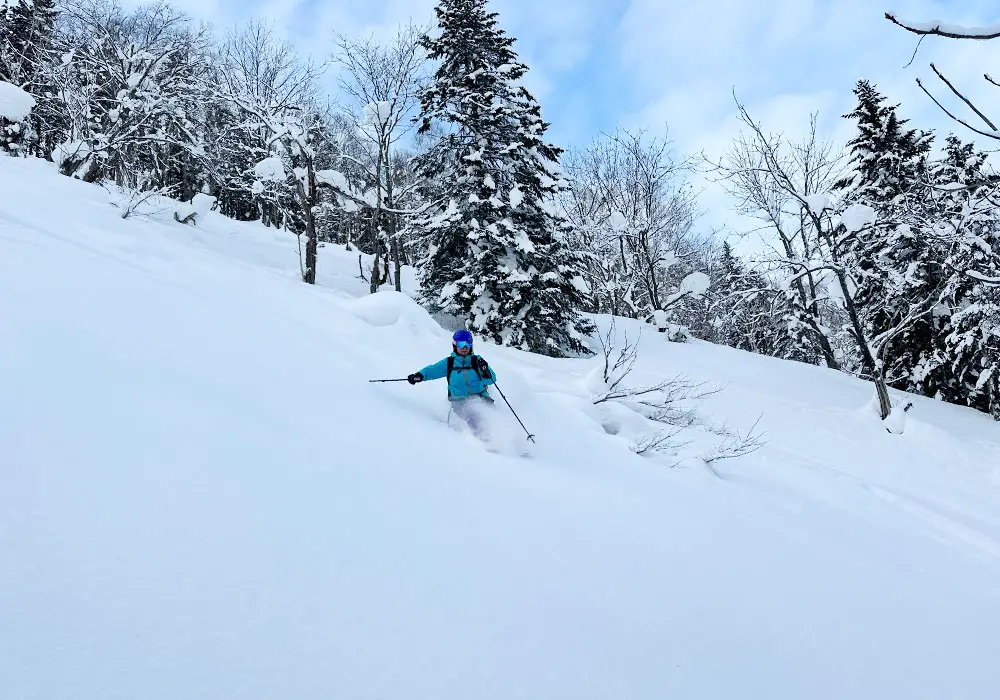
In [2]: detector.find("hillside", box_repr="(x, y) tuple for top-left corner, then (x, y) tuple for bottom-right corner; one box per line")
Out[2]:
(2, 155), (1000, 700)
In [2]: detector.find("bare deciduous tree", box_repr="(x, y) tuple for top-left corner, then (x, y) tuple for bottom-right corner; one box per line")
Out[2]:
(703, 415), (766, 465)
(562, 128), (703, 321)
(592, 319), (712, 406)
(707, 101), (847, 371)
(332, 24), (427, 293)
(212, 21), (331, 284)
(591, 319), (765, 462)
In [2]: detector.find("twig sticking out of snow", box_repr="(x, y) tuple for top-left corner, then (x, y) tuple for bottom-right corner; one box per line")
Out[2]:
(592, 319), (765, 463)
(104, 182), (178, 219)
(631, 426), (689, 459)
(703, 414), (767, 463)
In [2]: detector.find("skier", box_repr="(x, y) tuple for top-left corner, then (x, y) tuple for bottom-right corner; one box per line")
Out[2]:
(408, 329), (497, 438)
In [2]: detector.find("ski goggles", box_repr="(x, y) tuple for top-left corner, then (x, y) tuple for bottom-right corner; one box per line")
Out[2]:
(455, 340), (473, 349)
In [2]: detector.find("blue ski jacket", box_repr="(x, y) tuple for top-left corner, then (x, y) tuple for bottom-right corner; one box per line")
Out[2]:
(417, 352), (496, 400)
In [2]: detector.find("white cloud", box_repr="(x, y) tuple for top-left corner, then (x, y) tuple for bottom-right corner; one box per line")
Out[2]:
(613, 0), (1000, 250)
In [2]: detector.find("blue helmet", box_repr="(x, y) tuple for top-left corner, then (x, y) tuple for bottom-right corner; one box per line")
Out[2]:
(452, 329), (473, 349)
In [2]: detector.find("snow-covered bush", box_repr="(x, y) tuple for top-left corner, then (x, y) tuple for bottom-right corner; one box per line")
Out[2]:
(589, 318), (765, 464)
(173, 192), (216, 225)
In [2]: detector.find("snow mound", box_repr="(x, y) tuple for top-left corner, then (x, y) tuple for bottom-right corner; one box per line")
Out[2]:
(0, 80), (35, 121)
(173, 192), (217, 224)
(345, 289), (443, 336)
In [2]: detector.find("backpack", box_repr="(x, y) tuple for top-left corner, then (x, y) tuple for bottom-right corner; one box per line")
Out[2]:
(446, 354), (486, 398)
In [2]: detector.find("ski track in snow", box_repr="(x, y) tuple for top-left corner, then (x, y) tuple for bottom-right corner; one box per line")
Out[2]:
(764, 450), (1000, 567)
(864, 483), (1000, 563)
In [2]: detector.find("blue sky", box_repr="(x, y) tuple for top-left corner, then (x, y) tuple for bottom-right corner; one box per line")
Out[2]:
(151, 0), (999, 246)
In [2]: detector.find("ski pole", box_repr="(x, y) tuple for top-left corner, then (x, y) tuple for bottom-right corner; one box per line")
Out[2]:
(368, 378), (410, 383)
(492, 382), (535, 443)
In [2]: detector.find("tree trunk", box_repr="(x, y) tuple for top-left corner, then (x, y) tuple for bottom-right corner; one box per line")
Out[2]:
(871, 334), (894, 421)
(874, 371), (892, 420)
(370, 134), (387, 294)
(304, 220), (318, 284)
(385, 154), (402, 293)
(298, 159), (319, 285)
(645, 251), (661, 310)
(341, 215), (350, 251)
(803, 314), (840, 370)
(834, 267), (876, 375)
(369, 227), (382, 294)
(828, 261), (889, 418)
(390, 216), (402, 292)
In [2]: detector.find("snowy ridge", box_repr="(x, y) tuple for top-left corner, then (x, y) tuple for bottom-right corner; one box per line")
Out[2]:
(2, 156), (1000, 699)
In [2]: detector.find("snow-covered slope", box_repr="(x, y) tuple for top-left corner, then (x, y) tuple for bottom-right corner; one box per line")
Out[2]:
(3, 156), (999, 700)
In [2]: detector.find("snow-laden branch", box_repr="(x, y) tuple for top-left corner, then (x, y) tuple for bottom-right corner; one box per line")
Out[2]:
(884, 13), (1000, 40)
(968, 270), (1000, 285)
(885, 11), (1000, 141)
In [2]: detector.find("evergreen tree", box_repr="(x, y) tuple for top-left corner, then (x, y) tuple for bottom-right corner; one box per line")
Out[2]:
(930, 135), (1000, 417)
(835, 85), (1000, 420)
(834, 80), (934, 203)
(0, 0), (59, 156)
(0, 0), (57, 86)
(712, 243), (769, 353)
(707, 243), (819, 363)
(943, 271), (1000, 419)
(410, 0), (594, 356)
(833, 79), (938, 390)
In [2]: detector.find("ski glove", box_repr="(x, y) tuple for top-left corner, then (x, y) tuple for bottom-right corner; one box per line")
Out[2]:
(407, 372), (423, 385)
(476, 358), (489, 373)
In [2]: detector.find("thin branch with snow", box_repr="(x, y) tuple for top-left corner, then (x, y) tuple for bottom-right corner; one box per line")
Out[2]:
(703, 415), (767, 464)
(885, 12), (1000, 142)
(884, 13), (1000, 40)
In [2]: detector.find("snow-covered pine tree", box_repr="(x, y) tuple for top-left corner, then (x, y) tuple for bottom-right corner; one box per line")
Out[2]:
(834, 80), (934, 205)
(156, 36), (213, 202)
(410, 0), (594, 357)
(929, 135), (1000, 417)
(945, 270), (1000, 419)
(0, 0), (59, 156)
(711, 242), (815, 361)
(833, 79), (939, 403)
(712, 242), (769, 352)
(0, 0), (57, 85)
